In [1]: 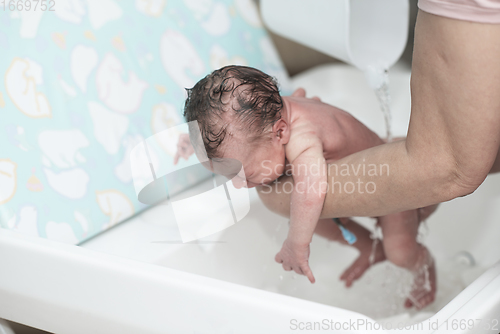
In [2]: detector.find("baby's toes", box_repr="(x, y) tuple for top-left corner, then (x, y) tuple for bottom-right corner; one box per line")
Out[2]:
(345, 267), (361, 288)
(407, 287), (435, 310)
(404, 298), (413, 308)
(340, 262), (368, 287)
(415, 293), (435, 310)
(346, 267), (365, 287)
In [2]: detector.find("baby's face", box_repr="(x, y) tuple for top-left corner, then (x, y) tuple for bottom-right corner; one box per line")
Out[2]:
(220, 138), (286, 189)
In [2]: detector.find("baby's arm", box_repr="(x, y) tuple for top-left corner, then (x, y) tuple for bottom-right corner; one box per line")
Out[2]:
(275, 135), (327, 283)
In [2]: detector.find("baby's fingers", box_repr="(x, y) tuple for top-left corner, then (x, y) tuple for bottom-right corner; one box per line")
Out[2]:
(274, 252), (283, 264)
(301, 264), (315, 284)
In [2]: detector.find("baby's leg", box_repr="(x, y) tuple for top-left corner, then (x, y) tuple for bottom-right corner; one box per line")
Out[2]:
(378, 210), (436, 309)
(315, 218), (385, 287)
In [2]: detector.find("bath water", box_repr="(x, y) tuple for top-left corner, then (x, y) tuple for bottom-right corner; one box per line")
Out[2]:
(262, 218), (483, 320)
(365, 67), (393, 142)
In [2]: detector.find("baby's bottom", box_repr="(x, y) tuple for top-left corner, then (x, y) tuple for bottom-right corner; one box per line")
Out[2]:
(314, 204), (438, 309)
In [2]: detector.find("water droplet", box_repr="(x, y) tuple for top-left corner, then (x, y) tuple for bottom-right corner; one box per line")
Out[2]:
(279, 275), (283, 281)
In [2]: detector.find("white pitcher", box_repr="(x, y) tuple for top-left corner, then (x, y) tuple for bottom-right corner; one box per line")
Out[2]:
(260, 0), (409, 71)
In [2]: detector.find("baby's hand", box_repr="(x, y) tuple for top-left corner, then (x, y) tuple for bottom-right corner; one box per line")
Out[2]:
(275, 238), (315, 283)
(173, 133), (195, 165)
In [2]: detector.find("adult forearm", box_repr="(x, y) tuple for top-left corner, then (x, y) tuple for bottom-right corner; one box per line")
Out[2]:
(322, 140), (457, 217)
(257, 139), (457, 218)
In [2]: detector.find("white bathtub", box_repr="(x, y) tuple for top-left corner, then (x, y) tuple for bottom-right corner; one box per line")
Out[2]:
(1, 64), (500, 333)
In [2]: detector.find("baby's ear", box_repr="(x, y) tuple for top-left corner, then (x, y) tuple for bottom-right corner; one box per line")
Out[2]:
(272, 118), (290, 144)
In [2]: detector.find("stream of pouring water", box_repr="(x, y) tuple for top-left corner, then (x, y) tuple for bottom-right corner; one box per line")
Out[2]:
(365, 67), (393, 143)
(364, 67), (394, 268)
(365, 67), (395, 279)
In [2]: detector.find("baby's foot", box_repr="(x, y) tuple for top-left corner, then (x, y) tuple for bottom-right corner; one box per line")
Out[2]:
(340, 240), (385, 287)
(405, 246), (437, 309)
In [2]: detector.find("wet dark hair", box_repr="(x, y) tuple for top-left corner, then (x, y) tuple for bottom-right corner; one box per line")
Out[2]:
(183, 65), (283, 159)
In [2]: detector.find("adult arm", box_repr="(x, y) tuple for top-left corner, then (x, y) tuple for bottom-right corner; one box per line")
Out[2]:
(258, 10), (500, 218)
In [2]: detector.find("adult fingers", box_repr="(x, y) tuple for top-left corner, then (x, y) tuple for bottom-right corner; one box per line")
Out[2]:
(291, 87), (306, 97)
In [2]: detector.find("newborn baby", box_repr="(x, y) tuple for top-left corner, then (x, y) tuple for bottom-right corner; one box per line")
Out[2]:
(180, 65), (437, 309)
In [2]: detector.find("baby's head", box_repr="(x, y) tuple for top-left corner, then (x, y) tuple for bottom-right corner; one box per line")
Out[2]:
(184, 65), (290, 188)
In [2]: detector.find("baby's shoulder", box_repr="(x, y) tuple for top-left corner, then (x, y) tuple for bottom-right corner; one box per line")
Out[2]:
(285, 116), (324, 162)
(286, 98), (352, 161)
(289, 97), (343, 124)
(288, 98), (341, 138)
